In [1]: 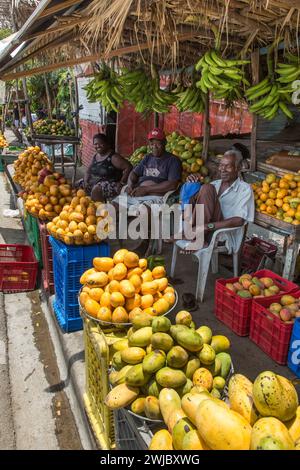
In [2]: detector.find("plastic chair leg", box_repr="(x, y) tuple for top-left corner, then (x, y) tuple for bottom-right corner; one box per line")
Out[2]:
(233, 252), (239, 277)
(195, 251), (213, 302)
(170, 244), (179, 277)
(211, 251), (219, 274)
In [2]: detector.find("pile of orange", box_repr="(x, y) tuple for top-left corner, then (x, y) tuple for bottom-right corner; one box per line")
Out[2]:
(253, 173), (300, 225)
(79, 249), (176, 324)
(47, 190), (109, 245)
(13, 146), (52, 189)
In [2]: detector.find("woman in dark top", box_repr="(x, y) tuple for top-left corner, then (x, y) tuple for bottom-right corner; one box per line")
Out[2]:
(81, 133), (132, 202)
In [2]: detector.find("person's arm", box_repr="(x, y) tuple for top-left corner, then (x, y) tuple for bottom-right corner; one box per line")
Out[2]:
(111, 154), (133, 185)
(84, 160), (94, 188)
(205, 217), (244, 232)
(127, 170), (139, 195)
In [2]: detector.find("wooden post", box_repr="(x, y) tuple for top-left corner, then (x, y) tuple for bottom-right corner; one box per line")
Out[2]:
(21, 74), (34, 138)
(202, 93), (210, 162)
(73, 74), (79, 139)
(250, 49), (260, 171)
(43, 73), (52, 118)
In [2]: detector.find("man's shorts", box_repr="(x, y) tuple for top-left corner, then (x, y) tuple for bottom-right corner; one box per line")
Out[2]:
(113, 194), (164, 216)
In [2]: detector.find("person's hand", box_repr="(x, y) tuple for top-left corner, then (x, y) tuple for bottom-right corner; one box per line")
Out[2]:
(126, 185), (134, 196)
(132, 186), (148, 197)
(186, 173), (201, 183)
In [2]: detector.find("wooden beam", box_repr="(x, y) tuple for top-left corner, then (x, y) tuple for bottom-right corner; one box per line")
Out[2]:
(39, 0), (83, 19)
(250, 49), (259, 172)
(24, 16), (90, 41)
(0, 31), (205, 80)
(202, 93), (210, 162)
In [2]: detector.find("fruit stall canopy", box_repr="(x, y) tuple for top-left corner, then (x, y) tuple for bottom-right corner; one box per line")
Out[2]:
(0, 0), (299, 80)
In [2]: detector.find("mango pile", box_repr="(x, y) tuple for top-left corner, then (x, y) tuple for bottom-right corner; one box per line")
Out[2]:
(47, 190), (108, 245)
(13, 146), (52, 189)
(253, 173), (300, 225)
(225, 273), (282, 299)
(0, 133), (8, 148)
(105, 311), (232, 419)
(268, 294), (300, 323)
(24, 172), (74, 220)
(166, 132), (210, 182)
(149, 370), (300, 450)
(79, 249), (176, 323)
(31, 119), (75, 137)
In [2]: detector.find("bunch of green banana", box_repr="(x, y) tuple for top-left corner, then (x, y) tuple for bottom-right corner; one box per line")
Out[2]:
(84, 67), (124, 113)
(118, 69), (151, 112)
(246, 76), (293, 120)
(176, 84), (205, 113)
(149, 68), (177, 113)
(275, 54), (300, 100)
(195, 50), (250, 104)
(129, 145), (148, 166)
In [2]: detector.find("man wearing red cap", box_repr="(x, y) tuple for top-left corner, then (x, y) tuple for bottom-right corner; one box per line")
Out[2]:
(113, 127), (182, 255)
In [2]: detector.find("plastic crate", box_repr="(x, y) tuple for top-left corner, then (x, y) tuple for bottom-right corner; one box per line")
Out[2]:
(241, 237), (277, 272)
(250, 293), (299, 365)
(53, 298), (83, 333)
(39, 222), (54, 295)
(288, 318), (300, 377)
(215, 269), (298, 337)
(50, 237), (110, 332)
(82, 317), (115, 449)
(23, 209), (42, 266)
(114, 409), (154, 450)
(0, 244), (38, 292)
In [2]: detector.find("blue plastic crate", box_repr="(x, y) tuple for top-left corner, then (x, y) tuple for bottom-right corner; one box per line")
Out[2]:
(288, 318), (300, 378)
(50, 237), (110, 332)
(53, 298), (83, 333)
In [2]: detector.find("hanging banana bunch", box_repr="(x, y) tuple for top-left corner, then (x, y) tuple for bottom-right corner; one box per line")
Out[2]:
(149, 66), (177, 113)
(84, 65), (125, 113)
(176, 71), (205, 113)
(195, 50), (250, 105)
(118, 68), (152, 113)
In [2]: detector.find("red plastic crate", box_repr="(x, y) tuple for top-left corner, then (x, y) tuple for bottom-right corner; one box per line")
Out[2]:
(39, 222), (54, 295)
(215, 269), (298, 337)
(241, 237), (277, 272)
(249, 292), (300, 364)
(0, 244), (38, 292)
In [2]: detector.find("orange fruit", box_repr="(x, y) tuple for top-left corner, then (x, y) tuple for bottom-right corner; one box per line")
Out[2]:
(113, 249), (129, 264)
(129, 274), (142, 293)
(143, 307), (158, 317)
(110, 292), (125, 308)
(283, 174), (295, 181)
(287, 209), (296, 217)
(265, 199), (275, 207)
(268, 190), (277, 199)
(152, 266), (166, 279)
(128, 307), (143, 321)
(97, 307), (112, 322)
(125, 294), (141, 311)
(266, 206), (276, 215)
(265, 173), (276, 184)
(123, 251), (139, 268)
(140, 294), (154, 309)
(259, 193), (268, 202)
(89, 287), (104, 302)
(119, 280), (135, 298)
(141, 270), (153, 283)
(282, 203), (290, 212)
(112, 263), (128, 281)
(156, 277), (169, 292)
(153, 298), (170, 315)
(275, 198), (283, 207)
(260, 204), (267, 211)
(164, 286), (175, 294)
(100, 292), (111, 307)
(139, 259), (147, 270)
(279, 180), (289, 189)
(164, 292), (176, 306)
(85, 298), (100, 318)
(93, 257), (114, 272)
(108, 280), (120, 293)
(79, 292), (89, 307)
(127, 267), (143, 277)
(112, 307), (129, 323)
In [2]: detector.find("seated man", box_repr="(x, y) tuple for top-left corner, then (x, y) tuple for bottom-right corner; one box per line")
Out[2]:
(179, 150), (254, 253)
(113, 128), (182, 255)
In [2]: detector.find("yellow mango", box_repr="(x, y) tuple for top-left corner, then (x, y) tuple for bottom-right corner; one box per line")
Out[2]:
(149, 430), (173, 450)
(250, 417), (294, 450)
(228, 374), (259, 426)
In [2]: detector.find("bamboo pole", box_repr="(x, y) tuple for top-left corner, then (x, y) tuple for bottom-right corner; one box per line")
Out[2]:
(250, 49), (260, 171)
(44, 73), (52, 119)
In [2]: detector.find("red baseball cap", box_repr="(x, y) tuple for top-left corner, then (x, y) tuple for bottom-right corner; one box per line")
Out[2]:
(147, 128), (166, 141)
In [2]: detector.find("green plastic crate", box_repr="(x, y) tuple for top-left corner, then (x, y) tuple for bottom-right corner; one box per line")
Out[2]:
(23, 209), (43, 267)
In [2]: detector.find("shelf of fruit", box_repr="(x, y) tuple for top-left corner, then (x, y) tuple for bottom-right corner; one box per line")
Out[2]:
(26, 119), (78, 142)
(128, 132), (210, 183)
(253, 172), (300, 235)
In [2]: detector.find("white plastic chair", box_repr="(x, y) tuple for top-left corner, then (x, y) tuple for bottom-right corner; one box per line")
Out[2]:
(170, 224), (246, 302)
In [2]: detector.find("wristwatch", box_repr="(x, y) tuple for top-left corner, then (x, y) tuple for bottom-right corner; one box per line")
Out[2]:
(207, 223), (215, 231)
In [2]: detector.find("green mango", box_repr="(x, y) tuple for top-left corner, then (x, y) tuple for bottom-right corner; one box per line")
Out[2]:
(151, 316), (171, 333)
(142, 349), (166, 374)
(125, 363), (151, 387)
(167, 346), (189, 368)
(176, 378), (193, 397)
(151, 332), (174, 352)
(215, 352), (232, 379)
(156, 367), (187, 388)
(183, 356), (201, 379)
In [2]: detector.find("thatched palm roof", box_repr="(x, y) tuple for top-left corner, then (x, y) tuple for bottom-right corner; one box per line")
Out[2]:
(0, 0), (300, 79)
